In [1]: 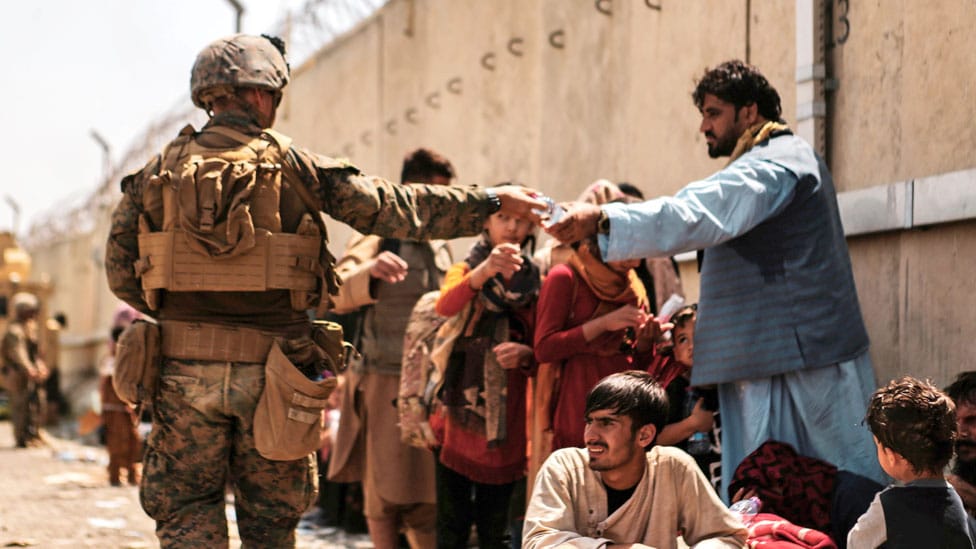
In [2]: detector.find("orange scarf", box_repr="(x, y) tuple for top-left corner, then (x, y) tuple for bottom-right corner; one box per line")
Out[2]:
(567, 242), (648, 318)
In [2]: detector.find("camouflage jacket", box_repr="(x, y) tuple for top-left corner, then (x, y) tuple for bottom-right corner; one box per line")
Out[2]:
(2, 321), (37, 376)
(105, 112), (493, 334)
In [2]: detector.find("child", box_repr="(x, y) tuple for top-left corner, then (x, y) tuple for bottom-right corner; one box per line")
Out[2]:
(848, 376), (974, 549)
(650, 304), (721, 491)
(431, 186), (539, 548)
(100, 325), (141, 486)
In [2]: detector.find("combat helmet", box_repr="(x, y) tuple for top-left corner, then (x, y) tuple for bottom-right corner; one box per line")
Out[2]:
(190, 34), (290, 110)
(11, 292), (39, 315)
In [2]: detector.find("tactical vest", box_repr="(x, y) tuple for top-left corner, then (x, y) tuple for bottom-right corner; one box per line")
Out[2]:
(134, 124), (335, 313)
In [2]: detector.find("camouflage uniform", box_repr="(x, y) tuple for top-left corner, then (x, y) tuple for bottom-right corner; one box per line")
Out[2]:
(105, 110), (496, 547)
(2, 315), (42, 447)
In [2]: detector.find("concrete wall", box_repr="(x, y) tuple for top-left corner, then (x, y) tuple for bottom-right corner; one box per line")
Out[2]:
(23, 0), (976, 393)
(277, 0), (976, 388)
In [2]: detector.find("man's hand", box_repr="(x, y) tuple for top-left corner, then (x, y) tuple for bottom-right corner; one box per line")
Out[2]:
(369, 251), (409, 284)
(492, 342), (533, 370)
(492, 185), (547, 224)
(545, 201), (602, 244)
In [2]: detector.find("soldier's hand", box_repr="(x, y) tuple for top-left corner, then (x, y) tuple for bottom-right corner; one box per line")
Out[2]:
(492, 186), (547, 225)
(369, 251), (409, 284)
(545, 201), (602, 244)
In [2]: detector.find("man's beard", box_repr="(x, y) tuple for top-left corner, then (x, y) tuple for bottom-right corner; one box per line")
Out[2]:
(706, 131), (737, 158)
(953, 441), (976, 485)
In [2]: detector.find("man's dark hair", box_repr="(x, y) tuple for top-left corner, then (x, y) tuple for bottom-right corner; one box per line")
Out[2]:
(866, 376), (956, 474)
(400, 148), (455, 184)
(945, 372), (976, 407)
(110, 325), (126, 344)
(692, 59), (783, 123)
(53, 312), (68, 328)
(585, 371), (669, 438)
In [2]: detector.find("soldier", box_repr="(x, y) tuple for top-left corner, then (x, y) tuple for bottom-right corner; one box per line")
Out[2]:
(1, 292), (47, 448)
(104, 34), (543, 548)
(327, 148), (456, 549)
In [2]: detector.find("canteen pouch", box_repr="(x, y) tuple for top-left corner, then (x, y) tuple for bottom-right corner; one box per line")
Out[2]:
(113, 319), (162, 406)
(254, 340), (338, 460)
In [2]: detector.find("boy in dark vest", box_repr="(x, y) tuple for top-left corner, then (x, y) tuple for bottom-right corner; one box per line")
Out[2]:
(848, 377), (974, 549)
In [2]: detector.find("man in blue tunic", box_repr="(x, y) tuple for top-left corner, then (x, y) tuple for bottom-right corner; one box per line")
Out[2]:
(547, 59), (884, 494)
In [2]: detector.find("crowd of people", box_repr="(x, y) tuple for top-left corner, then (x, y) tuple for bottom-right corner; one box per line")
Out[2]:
(1, 32), (968, 549)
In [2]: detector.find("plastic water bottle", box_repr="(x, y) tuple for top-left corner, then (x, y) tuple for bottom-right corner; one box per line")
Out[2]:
(531, 194), (566, 228)
(685, 391), (711, 456)
(729, 496), (762, 525)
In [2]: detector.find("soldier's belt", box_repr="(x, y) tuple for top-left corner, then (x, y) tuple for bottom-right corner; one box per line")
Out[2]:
(160, 321), (274, 363)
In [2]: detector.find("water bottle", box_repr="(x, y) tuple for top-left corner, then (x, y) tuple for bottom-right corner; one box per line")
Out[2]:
(685, 390), (711, 456)
(729, 496), (762, 525)
(531, 194), (566, 228)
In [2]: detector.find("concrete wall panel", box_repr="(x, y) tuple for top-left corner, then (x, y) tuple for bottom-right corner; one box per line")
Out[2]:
(22, 0), (976, 394)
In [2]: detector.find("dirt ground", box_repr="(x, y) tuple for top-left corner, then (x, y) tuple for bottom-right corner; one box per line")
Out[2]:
(0, 419), (372, 548)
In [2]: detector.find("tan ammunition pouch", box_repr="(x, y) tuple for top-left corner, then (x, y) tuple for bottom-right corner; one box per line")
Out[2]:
(254, 339), (339, 461)
(135, 125), (336, 312)
(113, 320), (162, 406)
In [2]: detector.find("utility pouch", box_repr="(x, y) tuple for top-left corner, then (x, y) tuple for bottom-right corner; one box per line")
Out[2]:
(253, 340), (338, 461)
(311, 319), (356, 372)
(113, 319), (162, 406)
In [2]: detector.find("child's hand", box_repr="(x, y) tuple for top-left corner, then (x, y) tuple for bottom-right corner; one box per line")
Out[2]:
(471, 243), (523, 288)
(601, 304), (649, 333)
(492, 342), (533, 370)
(486, 243), (523, 279)
(635, 317), (673, 352)
(688, 397), (715, 432)
(731, 486), (758, 504)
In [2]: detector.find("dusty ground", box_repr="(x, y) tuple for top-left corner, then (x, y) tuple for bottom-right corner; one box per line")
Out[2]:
(0, 420), (372, 548)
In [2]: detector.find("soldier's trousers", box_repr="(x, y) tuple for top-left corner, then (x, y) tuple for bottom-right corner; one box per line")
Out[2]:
(141, 359), (317, 548)
(4, 369), (35, 446)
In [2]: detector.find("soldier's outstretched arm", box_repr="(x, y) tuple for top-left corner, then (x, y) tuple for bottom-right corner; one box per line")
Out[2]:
(309, 156), (544, 240)
(105, 169), (154, 316)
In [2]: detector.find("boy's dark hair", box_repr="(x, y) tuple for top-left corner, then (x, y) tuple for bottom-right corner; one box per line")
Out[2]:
(866, 376), (956, 474)
(692, 59), (783, 123)
(400, 148), (455, 184)
(945, 372), (976, 407)
(585, 371), (669, 441)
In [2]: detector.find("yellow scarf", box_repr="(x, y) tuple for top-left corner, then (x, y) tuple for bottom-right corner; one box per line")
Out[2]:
(728, 120), (791, 165)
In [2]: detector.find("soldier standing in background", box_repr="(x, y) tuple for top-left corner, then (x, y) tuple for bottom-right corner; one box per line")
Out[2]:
(328, 148), (456, 549)
(1, 292), (48, 448)
(104, 33), (543, 548)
